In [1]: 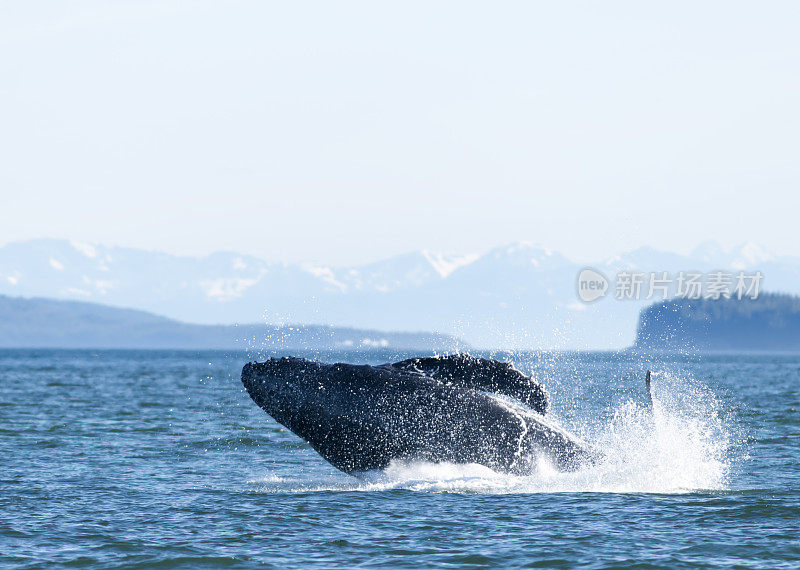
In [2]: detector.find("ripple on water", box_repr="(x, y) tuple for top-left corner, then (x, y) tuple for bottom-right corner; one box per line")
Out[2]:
(1, 350), (799, 569)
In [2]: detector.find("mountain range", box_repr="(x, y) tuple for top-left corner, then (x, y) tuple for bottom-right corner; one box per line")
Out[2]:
(1, 238), (798, 349)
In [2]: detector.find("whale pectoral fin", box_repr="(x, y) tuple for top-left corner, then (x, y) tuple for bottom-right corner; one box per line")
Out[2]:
(390, 354), (550, 415)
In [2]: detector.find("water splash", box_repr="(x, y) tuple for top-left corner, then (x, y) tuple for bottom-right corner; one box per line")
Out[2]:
(247, 369), (732, 495)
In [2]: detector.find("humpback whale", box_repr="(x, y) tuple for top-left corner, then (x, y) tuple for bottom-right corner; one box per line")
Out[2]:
(241, 354), (597, 475)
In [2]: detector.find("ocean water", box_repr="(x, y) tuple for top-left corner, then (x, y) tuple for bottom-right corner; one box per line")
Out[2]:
(1, 348), (798, 568)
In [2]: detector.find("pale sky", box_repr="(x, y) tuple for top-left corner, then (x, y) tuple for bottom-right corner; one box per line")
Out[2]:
(1, 1), (798, 265)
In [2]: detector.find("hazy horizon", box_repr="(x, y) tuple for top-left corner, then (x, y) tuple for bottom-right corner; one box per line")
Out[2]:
(2, 234), (793, 349)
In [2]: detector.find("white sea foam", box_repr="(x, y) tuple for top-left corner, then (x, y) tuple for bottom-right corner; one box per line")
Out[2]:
(248, 371), (732, 495)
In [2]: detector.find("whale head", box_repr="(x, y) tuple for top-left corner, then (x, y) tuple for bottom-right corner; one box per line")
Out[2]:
(242, 357), (424, 473)
(242, 357), (357, 435)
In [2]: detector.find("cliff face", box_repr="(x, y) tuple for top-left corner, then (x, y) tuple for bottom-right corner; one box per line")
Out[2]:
(634, 294), (800, 352)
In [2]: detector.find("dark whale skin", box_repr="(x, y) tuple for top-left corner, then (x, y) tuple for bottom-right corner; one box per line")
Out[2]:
(389, 354), (550, 415)
(241, 355), (595, 475)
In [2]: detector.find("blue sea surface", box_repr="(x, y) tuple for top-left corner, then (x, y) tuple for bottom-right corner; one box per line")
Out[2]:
(0, 349), (798, 568)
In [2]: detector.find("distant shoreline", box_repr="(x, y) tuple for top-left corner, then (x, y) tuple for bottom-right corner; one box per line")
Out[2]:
(634, 293), (800, 352)
(0, 295), (466, 352)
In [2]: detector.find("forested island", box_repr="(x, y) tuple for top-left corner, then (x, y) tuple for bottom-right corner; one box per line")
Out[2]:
(634, 293), (800, 352)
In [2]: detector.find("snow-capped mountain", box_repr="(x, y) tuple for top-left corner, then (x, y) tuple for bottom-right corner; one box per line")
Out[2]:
(1, 238), (797, 349)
